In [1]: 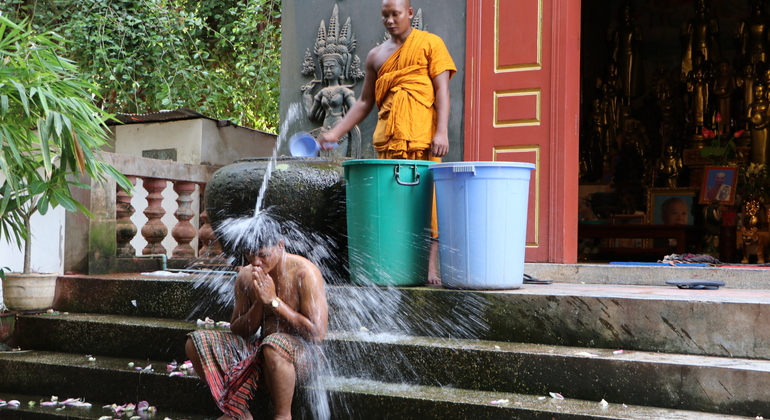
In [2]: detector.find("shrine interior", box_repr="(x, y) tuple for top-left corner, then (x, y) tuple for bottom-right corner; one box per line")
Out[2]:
(577, 0), (770, 263)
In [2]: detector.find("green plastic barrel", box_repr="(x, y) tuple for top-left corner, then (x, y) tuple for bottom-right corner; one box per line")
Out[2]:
(343, 159), (435, 286)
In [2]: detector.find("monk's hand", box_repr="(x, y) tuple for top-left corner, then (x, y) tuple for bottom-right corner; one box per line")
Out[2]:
(431, 132), (449, 158)
(251, 266), (276, 305)
(318, 131), (340, 150)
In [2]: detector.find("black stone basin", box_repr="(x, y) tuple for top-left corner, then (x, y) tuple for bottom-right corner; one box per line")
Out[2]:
(204, 157), (349, 282)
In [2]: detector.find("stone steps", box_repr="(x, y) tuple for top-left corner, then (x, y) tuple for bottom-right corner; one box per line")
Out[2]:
(0, 349), (218, 415)
(321, 377), (756, 420)
(2, 273), (769, 419)
(7, 311), (770, 418)
(0, 391), (215, 420)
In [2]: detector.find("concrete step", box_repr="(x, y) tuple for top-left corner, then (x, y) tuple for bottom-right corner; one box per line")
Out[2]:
(51, 275), (770, 360)
(10, 312), (770, 418)
(322, 377), (758, 420)
(52, 273), (232, 321)
(0, 391), (215, 420)
(14, 312), (209, 362)
(19, 273), (770, 418)
(0, 350), (219, 416)
(0, 350), (761, 420)
(325, 332), (770, 418)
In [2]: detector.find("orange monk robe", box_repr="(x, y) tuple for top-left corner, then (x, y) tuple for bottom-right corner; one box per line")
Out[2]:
(373, 29), (457, 161)
(372, 29), (456, 237)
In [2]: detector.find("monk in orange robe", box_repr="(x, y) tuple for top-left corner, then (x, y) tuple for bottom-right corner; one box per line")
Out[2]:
(318, 0), (456, 284)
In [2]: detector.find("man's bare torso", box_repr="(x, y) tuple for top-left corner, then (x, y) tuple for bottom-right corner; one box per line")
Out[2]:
(237, 255), (310, 337)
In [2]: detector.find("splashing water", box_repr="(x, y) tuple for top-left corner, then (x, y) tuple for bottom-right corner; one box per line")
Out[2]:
(186, 101), (490, 419)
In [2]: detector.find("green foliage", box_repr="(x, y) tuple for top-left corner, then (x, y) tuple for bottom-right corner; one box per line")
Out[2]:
(0, 14), (132, 273)
(0, 0), (282, 132)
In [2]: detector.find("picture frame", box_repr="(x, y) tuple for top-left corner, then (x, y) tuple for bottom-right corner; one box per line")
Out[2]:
(698, 166), (738, 205)
(647, 188), (697, 225)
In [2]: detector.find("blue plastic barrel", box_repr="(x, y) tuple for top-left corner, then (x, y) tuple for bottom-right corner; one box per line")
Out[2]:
(430, 162), (535, 289)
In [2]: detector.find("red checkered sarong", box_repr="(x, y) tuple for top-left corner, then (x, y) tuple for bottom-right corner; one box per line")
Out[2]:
(189, 330), (311, 419)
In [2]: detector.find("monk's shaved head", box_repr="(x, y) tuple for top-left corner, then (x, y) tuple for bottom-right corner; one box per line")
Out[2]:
(382, 0), (411, 10)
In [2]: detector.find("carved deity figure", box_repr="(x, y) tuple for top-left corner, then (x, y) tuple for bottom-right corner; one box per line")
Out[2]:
(608, 2), (644, 105)
(712, 61), (736, 134)
(301, 5), (364, 158)
(681, 0), (720, 83)
(735, 0), (770, 67)
(748, 83), (770, 165)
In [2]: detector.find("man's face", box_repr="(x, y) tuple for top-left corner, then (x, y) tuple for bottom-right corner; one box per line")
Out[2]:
(244, 243), (283, 272)
(714, 173), (725, 186)
(663, 201), (688, 225)
(381, 0), (413, 37)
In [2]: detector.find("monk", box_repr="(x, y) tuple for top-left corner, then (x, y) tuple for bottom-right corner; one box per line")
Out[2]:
(185, 216), (328, 420)
(318, 0), (456, 285)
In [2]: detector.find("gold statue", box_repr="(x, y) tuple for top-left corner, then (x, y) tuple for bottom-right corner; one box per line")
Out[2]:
(609, 2), (645, 105)
(735, 0), (770, 66)
(748, 83), (770, 165)
(658, 144), (682, 188)
(736, 63), (759, 130)
(681, 0), (720, 83)
(712, 61), (736, 135)
(687, 66), (710, 131)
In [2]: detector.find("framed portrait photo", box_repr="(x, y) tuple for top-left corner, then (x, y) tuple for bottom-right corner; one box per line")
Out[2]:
(647, 188), (697, 225)
(698, 166), (737, 205)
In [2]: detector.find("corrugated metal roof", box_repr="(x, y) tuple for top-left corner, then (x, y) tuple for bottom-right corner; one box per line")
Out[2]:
(107, 108), (214, 125)
(106, 108), (273, 135)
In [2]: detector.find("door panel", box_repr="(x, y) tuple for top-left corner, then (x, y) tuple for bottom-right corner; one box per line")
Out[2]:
(465, 0), (580, 263)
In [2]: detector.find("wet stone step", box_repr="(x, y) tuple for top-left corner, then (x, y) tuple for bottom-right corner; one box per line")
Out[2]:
(53, 274), (232, 321)
(0, 392), (216, 420)
(14, 313), (227, 362)
(325, 332), (770, 418)
(320, 377), (759, 420)
(52, 276), (770, 360)
(0, 350), (218, 416)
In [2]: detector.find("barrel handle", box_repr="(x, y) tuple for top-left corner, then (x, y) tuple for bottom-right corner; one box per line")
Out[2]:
(394, 165), (421, 186)
(453, 165), (476, 175)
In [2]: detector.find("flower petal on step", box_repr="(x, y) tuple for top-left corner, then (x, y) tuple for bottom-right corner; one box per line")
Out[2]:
(549, 392), (564, 400)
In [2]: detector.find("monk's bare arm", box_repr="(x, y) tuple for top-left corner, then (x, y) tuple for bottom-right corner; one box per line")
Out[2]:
(431, 70), (451, 158)
(273, 262), (328, 343)
(318, 48), (380, 147)
(229, 268), (264, 338)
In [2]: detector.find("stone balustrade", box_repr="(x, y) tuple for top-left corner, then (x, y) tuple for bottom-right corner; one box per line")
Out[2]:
(72, 152), (224, 274)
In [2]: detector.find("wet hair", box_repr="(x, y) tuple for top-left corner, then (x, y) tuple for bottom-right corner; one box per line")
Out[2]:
(215, 210), (284, 257)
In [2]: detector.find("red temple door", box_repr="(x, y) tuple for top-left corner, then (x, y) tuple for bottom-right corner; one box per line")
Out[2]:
(464, 0), (581, 263)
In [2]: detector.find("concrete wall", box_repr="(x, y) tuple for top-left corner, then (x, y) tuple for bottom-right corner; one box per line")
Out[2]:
(0, 208), (66, 275)
(114, 120), (204, 164)
(279, 0), (467, 162)
(201, 123), (278, 166)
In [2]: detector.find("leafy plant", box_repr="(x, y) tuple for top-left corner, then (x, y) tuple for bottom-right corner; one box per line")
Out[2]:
(0, 15), (132, 273)
(0, 0), (283, 133)
(699, 113), (744, 166)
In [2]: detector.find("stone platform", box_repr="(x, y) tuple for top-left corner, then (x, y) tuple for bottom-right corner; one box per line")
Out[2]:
(0, 266), (768, 419)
